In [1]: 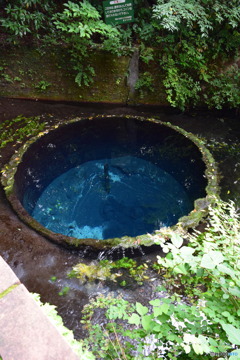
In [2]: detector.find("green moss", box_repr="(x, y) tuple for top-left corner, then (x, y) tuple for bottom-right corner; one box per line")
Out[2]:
(1, 119), (48, 196)
(0, 46), (131, 103)
(0, 115), (46, 150)
(69, 257), (149, 286)
(0, 284), (19, 299)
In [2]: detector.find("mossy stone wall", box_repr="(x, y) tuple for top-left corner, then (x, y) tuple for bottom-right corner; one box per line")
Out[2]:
(0, 46), (167, 105)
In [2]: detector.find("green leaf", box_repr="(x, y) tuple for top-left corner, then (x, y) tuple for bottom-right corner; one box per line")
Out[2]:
(171, 233), (183, 248)
(228, 287), (240, 298)
(222, 311), (231, 318)
(153, 304), (168, 317)
(222, 324), (240, 345)
(201, 251), (224, 269)
(192, 342), (204, 355)
(229, 348), (240, 360)
(182, 343), (191, 353)
(217, 264), (235, 278)
(152, 323), (162, 333)
(179, 246), (195, 260)
(153, 306), (161, 317)
(128, 313), (141, 326)
(174, 264), (188, 275)
(161, 303), (170, 315)
(223, 293), (229, 299)
(149, 299), (161, 307)
(200, 254), (215, 270)
(141, 314), (153, 331)
(136, 302), (148, 316)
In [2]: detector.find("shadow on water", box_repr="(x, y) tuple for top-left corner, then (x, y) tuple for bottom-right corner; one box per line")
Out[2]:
(0, 98), (239, 339)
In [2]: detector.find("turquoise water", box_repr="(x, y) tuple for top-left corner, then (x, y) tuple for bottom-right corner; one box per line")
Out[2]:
(32, 156), (192, 240)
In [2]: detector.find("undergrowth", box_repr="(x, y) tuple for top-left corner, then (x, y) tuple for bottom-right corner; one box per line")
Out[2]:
(81, 199), (240, 360)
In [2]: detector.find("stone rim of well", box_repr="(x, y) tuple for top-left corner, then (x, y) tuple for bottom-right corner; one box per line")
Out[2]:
(1, 115), (220, 250)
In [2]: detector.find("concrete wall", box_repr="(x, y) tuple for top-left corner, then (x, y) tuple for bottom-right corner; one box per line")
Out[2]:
(0, 46), (167, 105)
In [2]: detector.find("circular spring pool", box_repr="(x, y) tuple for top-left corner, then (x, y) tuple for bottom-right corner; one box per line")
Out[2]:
(2, 115), (219, 249)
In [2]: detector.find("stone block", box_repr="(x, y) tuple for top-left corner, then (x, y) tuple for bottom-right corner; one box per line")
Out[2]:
(0, 284), (79, 360)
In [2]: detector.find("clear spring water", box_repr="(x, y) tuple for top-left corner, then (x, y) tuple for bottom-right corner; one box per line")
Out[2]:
(18, 117), (207, 241)
(32, 156), (192, 240)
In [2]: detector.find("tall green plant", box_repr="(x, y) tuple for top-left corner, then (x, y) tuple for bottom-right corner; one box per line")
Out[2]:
(152, 0), (240, 110)
(52, 1), (120, 86)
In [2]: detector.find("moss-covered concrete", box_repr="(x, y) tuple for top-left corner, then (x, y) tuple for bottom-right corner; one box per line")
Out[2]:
(0, 46), (167, 105)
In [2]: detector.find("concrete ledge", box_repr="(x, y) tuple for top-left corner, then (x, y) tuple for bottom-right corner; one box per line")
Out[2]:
(0, 257), (79, 360)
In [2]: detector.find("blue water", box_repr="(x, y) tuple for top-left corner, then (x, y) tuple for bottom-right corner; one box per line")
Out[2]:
(32, 156), (192, 240)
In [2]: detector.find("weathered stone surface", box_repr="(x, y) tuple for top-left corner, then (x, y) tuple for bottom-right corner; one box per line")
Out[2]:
(0, 47), (130, 104)
(0, 280), (79, 360)
(0, 256), (19, 294)
(0, 46), (167, 105)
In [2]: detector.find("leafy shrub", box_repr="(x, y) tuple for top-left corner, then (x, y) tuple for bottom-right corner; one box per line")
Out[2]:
(81, 199), (240, 360)
(204, 66), (240, 109)
(35, 80), (51, 91)
(152, 0), (240, 110)
(135, 72), (154, 98)
(0, 0), (239, 109)
(1, 0), (54, 40)
(51, 1), (121, 86)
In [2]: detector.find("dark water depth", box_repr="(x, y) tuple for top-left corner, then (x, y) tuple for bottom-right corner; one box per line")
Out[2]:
(16, 117), (207, 240)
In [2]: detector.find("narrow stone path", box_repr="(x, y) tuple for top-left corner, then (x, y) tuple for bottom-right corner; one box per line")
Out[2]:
(0, 256), (79, 360)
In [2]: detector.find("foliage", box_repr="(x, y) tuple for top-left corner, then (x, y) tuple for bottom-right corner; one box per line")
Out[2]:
(51, 1), (121, 86)
(81, 295), (136, 360)
(81, 199), (240, 359)
(204, 65), (240, 110)
(152, 0), (240, 110)
(53, 1), (117, 40)
(35, 80), (51, 91)
(69, 257), (149, 286)
(0, 0), (239, 109)
(0, 115), (46, 149)
(102, 25), (133, 56)
(32, 293), (95, 360)
(153, 0), (240, 35)
(135, 71), (154, 98)
(0, 1), (121, 86)
(68, 261), (117, 283)
(161, 55), (201, 110)
(58, 286), (70, 296)
(0, 0), (54, 41)
(139, 44), (154, 65)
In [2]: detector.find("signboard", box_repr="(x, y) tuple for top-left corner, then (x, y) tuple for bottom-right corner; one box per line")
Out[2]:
(103, 0), (134, 25)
